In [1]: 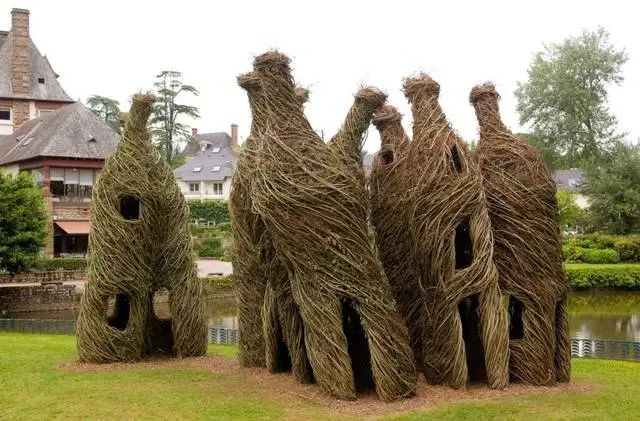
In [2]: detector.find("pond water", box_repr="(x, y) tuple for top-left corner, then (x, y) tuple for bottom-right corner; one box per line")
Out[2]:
(8, 291), (640, 342)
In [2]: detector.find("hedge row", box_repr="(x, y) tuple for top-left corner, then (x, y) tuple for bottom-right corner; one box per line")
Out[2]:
(32, 258), (87, 271)
(562, 246), (620, 264)
(565, 264), (640, 290)
(201, 275), (234, 296)
(188, 201), (230, 224)
(564, 234), (640, 262)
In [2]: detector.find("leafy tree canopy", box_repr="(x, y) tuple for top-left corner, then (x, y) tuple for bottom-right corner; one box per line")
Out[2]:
(0, 172), (48, 274)
(515, 28), (627, 168)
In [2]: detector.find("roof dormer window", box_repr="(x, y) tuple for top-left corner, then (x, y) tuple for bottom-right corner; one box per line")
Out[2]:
(212, 147), (220, 153)
(212, 166), (221, 172)
(88, 137), (96, 143)
(38, 77), (45, 84)
(193, 167), (202, 172)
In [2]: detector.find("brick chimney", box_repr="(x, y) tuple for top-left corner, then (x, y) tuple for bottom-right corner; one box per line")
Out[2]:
(230, 124), (238, 148)
(191, 127), (198, 137)
(11, 8), (31, 127)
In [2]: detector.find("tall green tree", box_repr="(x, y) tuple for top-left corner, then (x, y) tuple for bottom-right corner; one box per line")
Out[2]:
(584, 142), (640, 234)
(86, 95), (122, 133)
(151, 71), (200, 165)
(0, 172), (48, 274)
(515, 28), (627, 168)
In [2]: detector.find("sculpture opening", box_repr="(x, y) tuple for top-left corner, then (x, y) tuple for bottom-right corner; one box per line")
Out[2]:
(508, 296), (524, 340)
(274, 322), (293, 372)
(106, 293), (130, 331)
(458, 294), (487, 383)
(119, 195), (140, 220)
(148, 288), (174, 355)
(341, 299), (374, 392)
(449, 145), (463, 173)
(454, 218), (473, 270)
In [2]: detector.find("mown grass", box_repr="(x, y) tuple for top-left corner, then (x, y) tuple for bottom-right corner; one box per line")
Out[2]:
(1, 333), (640, 420)
(565, 263), (640, 270)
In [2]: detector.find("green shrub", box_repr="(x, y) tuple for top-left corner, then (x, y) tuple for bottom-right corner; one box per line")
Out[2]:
(201, 275), (234, 295)
(33, 258), (87, 271)
(566, 264), (640, 290)
(579, 248), (620, 264)
(188, 201), (229, 224)
(194, 237), (224, 258)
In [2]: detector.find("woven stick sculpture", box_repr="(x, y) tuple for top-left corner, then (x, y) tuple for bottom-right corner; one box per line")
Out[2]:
(247, 51), (416, 401)
(369, 105), (424, 369)
(329, 87), (387, 183)
(77, 94), (207, 362)
(471, 83), (570, 384)
(401, 74), (509, 389)
(231, 72), (314, 383)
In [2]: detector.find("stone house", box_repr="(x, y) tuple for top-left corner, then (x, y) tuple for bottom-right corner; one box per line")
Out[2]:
(0, 8), (118, 257)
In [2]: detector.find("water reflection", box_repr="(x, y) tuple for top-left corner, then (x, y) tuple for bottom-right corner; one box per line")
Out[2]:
(7, 291), (640, 341)
(568, 291), (640, 341)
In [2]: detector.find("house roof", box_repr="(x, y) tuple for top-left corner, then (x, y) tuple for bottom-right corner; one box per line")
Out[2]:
(182, 131), (232, 156)
(0, 31), (73, 102)
(0, 102), (119, 165)
(174, 146), (236, 182)
(553, 169), (584, 191)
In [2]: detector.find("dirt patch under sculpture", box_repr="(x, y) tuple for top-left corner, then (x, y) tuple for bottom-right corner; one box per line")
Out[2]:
(65, 355), (594, 418)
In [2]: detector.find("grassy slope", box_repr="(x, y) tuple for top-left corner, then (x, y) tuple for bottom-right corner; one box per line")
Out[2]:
(2, 333), (640, 420)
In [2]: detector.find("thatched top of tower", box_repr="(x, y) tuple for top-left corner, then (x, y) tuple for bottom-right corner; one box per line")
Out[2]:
(403, 73), (440, 99)
(469, 82), (500, 105)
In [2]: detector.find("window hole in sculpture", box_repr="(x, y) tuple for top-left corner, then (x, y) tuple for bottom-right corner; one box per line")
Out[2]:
(341, 298), (374, 392)
(274, 320), (292, 372)
(148, 288), (174, 355)
(458, 293), (487, 383)
(509, 296), (525, 340)
(449, 145), (463, 173)
(106, 293), (130, 331)
(119, 195), (140, 220)
(454, 217), (473, 270)
(379, 149), (394, 165)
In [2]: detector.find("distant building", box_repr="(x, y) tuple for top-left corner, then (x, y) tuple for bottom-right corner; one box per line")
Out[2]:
(0, 8), (119, 257)
(173, 125), (238, 200)
(0, 9), (74, 135)
(553, 169), (588, 209)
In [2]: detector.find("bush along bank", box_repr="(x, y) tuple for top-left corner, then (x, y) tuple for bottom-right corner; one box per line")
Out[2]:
(563, 234), (640, 263)
(565, 264), (640, 290)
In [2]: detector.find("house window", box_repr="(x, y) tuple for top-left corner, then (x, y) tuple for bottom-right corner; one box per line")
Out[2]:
(0, 107), (10, 121)
(38, 109), (53, 117)
(49, 167), (96, 201)
(212, 166), (221, 172)
(38, 77), (45, 84)
(189, 183), (200, 192)
(212, 182), (223, 195)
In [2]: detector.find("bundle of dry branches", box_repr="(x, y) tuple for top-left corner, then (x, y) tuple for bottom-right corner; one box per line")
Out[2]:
(77, 93), (207, 362)
(471, 83), (570, 385)
(235, 51), (416, 401)
(371, 75), (509, 390)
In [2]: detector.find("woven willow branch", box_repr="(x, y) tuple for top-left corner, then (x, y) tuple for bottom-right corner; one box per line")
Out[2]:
(77, 93), (207, 363)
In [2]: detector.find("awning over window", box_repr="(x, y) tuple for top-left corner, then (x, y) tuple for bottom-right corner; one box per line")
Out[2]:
(55, 221), (91, 235)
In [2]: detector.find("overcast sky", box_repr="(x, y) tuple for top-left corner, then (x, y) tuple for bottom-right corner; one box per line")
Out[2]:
(5, 0), (639, 154)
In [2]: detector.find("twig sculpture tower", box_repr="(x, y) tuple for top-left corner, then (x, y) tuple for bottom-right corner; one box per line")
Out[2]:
(231, 71), (314, 382)
(76, 93), (207, 363)
(471, 83), (571, 384)
(369, 105), (424, 368)
(247, 51), (416, 401)
(401, 74), (509, 389)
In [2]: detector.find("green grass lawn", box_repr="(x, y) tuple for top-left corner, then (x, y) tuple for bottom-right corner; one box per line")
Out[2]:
(2, 333), (640, 420)
(565, 262), (640, 270)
